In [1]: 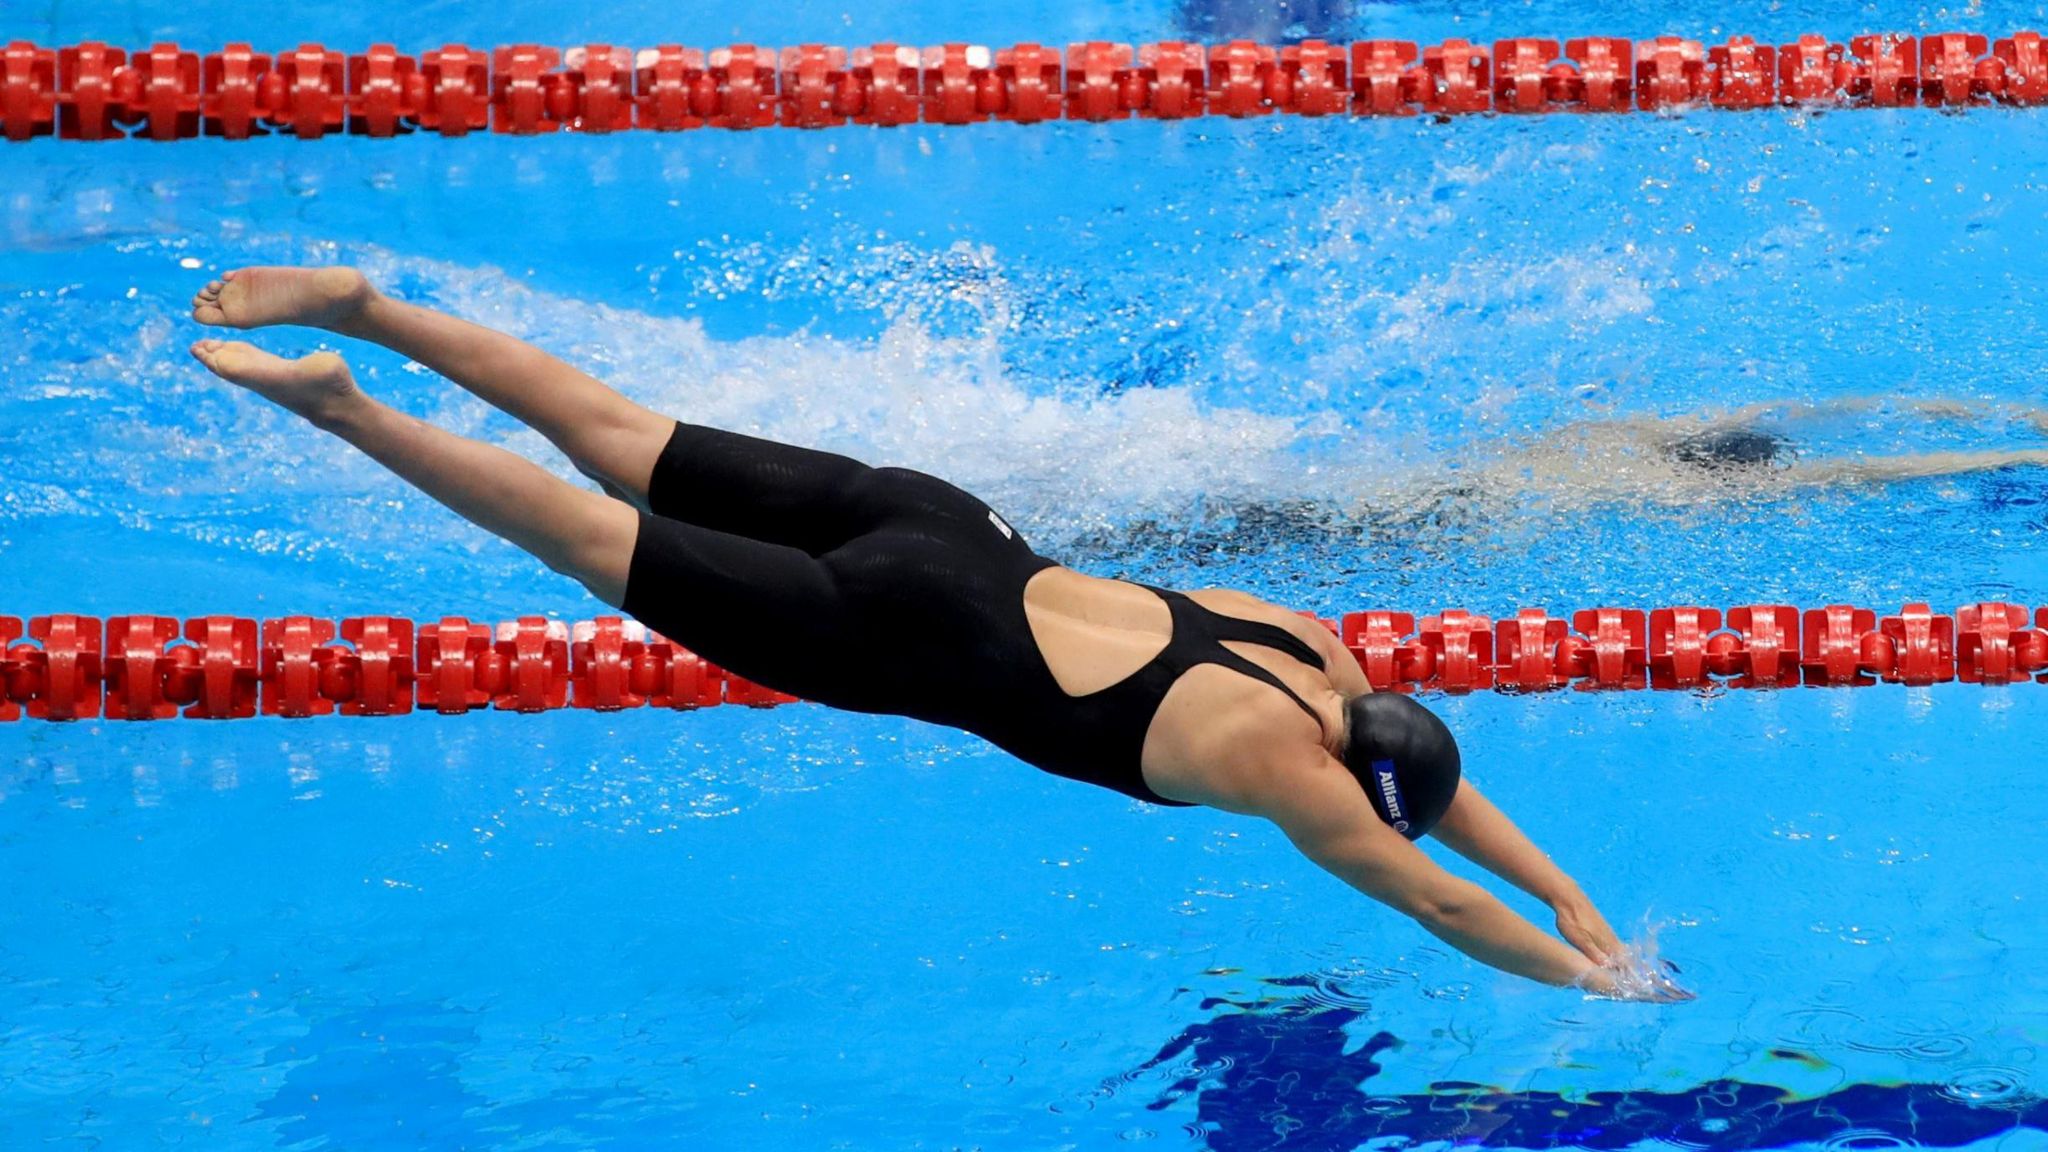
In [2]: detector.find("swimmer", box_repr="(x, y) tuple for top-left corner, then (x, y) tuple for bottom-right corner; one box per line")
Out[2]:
(188, 265), (1689, 1003)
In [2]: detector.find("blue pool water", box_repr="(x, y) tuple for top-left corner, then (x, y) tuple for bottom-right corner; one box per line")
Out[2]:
(6, 1), (2048, 1148)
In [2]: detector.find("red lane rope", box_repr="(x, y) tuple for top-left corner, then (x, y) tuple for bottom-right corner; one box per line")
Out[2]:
(0, 604), (2038, 722)
(4, 33), (2047, 142)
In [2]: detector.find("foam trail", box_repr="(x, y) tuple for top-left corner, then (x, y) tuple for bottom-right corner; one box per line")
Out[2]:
(352, 249), (2048, 527)
(349, 247), (1360, 544)
(76, 242), (2048, 575)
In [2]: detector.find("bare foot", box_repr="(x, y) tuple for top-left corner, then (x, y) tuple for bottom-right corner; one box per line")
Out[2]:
(189, 339), (365, 427)
(191, 266), (374, 333)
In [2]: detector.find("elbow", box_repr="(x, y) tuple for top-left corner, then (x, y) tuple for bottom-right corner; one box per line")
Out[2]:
(1396, 879), (1483, 930)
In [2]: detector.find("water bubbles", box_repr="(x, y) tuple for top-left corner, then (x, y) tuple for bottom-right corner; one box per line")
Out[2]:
(1293, 963), (1400, 1012)
(1819, 1128), (1922, 1151)
(1359, 1095), (1413, 1117)
(1845, 1029), (1972, 1062)
(1299, 972), (1377, 1012)
(1939, 1066), (2028, 1106)
(1834, 923), (1896, 947)
(1777, 1005), (1867, 1049)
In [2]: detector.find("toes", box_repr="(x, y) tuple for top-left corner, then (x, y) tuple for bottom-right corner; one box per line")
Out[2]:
(192, 280), (226, 324)
(188, 338), (251, 375)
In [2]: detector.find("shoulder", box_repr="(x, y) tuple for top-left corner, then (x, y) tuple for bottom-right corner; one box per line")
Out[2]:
(1186, 587), (1358, 676)
(1184, 587), (1271, 613)
(1184, 587), (1326, 641)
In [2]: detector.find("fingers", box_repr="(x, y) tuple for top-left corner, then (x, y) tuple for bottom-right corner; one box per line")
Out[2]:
(1656, 959), (1696, 1002)
(1648, 979), (1696, 1004)
(1621, 980), (1694, 1004)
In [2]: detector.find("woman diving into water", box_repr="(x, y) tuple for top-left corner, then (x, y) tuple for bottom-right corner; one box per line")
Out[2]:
(188, 264), (1690, 1002)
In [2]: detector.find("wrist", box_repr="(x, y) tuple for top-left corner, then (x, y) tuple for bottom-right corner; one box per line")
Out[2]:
(1570, 960), (1612, 994)
(1542, 878), (1587, 910)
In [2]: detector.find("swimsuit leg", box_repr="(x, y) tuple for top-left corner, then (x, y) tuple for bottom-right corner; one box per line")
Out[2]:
(629, 430), (1048, 715)
(623, 510), (876, 707)
(645, 422), (885, 555)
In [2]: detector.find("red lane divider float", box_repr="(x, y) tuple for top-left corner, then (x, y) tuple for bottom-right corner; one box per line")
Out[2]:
(5, 32), (2048, 141)
(0, 615), (791, 722)
(1, 603), (2045, 722)
(1323, 601), (2037, 694)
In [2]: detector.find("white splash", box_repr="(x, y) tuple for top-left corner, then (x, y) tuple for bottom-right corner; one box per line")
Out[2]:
(349, 247), (1360, 539)
(1582, 918), (1696, 1003)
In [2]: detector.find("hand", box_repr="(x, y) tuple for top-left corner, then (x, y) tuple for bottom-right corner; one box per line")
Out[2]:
(1575, 954), (1696, 1003)
(1553, 890), (1624, 966)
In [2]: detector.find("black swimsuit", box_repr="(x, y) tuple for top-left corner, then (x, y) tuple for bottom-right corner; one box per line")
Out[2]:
(622, 422), (1329, 805)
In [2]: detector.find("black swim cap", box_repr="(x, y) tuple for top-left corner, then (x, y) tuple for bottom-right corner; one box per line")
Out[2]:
(1666, 426), (1792, 470)
(1341, 693), (1462, 840)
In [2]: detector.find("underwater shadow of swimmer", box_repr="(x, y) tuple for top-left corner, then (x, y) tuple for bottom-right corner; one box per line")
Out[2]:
(1122, 991), (2047, 1152)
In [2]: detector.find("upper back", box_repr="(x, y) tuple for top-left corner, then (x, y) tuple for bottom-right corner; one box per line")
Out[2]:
(1011, 569), (1345, 807)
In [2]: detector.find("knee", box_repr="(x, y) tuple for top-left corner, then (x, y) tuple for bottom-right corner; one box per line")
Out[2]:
(565, 416), (673, 498)
(575, 460), (645, 511)
(541, 500), (638, 606)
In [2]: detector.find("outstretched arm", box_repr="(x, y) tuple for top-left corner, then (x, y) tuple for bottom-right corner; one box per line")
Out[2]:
(1258, 756), (1598, 989)
(1430, 780), (1623, 965)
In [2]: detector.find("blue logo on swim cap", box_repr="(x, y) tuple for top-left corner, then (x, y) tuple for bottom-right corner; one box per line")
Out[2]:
(1371, 756), (1410, 833)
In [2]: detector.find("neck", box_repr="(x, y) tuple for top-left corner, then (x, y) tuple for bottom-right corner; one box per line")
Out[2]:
(1317, 689), (1349, 758)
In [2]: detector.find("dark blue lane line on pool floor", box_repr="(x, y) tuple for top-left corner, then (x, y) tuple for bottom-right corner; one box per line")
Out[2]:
(1118, 992), (2043, 1151)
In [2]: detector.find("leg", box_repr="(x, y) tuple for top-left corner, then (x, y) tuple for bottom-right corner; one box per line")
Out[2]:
(190, 339), (638, 604)
(192, 267), (674, 506)
(192, 266), (915, 556)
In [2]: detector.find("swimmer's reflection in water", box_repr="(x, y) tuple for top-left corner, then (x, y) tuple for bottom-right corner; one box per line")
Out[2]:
(183, 264), (1687, 1002)
(1118, 988), (2045, 1151)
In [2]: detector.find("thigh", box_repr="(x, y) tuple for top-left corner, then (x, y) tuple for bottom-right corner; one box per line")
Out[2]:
(644, 422), (879, 555)
(623, 511), (858, 705)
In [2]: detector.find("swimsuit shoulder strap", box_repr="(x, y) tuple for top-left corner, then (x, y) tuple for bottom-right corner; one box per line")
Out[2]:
(1148, 588), (1326, 724)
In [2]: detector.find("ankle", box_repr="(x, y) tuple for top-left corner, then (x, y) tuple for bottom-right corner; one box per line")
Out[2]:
(328, 284), (387, 340)
(306, 379), (373, 434)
